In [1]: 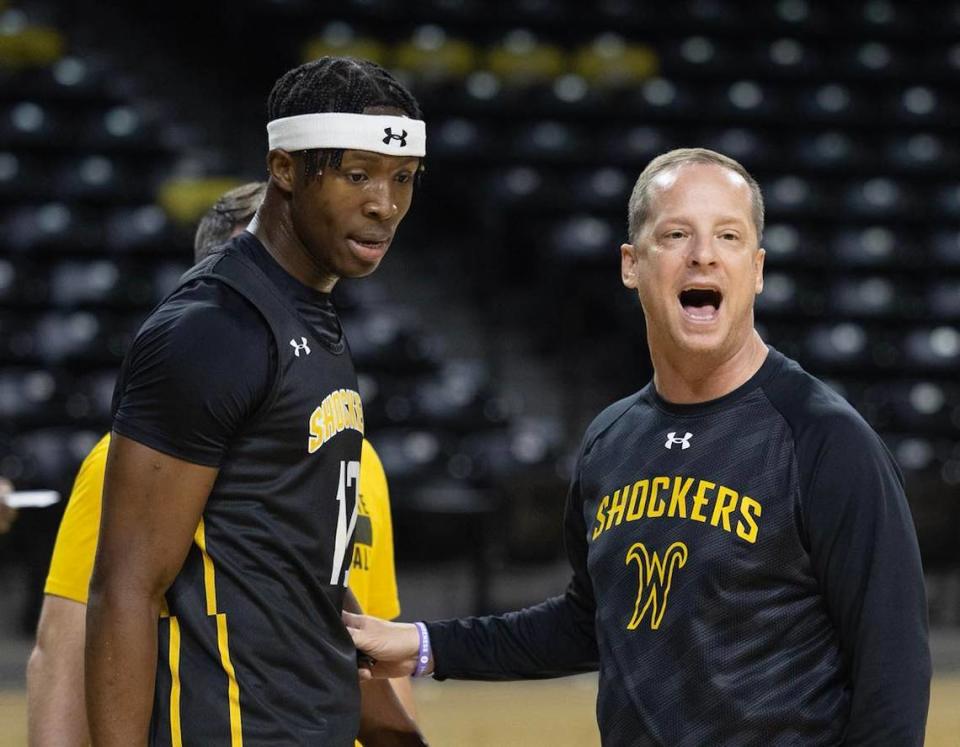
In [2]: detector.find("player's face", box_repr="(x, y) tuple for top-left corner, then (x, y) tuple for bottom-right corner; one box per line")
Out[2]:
(621, 162), (765, 359)
(290, 149), (419, 279)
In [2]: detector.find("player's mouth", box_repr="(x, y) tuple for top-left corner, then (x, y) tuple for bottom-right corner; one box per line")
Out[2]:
(678, 286), (723, 323)
(346, 234), (392, 260)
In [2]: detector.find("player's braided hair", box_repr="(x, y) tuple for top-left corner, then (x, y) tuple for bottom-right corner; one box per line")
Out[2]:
(267, 56), (423, 179)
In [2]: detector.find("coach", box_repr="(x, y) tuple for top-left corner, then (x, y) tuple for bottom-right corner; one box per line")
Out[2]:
(347, 148), (931, 745)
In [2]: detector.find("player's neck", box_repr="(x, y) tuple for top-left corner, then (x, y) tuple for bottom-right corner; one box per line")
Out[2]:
(651, 330), (768, 405)
(249, 188), (339, 294)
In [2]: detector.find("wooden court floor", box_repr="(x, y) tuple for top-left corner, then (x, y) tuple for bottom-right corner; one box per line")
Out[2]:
(1, 674), (958, 745)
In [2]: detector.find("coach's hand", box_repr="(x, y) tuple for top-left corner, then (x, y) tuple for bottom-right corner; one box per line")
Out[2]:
(344, 612), (430, 680)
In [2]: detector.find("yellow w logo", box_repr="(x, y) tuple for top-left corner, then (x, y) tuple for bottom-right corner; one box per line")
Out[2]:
(625, 541), (688, 631)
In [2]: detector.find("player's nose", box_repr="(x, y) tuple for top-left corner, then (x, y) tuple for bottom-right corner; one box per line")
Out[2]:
(362, 183), (398, 221)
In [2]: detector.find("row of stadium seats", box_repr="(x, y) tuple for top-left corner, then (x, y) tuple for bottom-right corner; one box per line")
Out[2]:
(0, 320), (951, 394)
(429, 124), (959, 171)
(3, 255), (958, 315)
(289, 0), (960, 32)
(484, 170), (960, 218)
(544, 216), (960, 268)
(3, 361), (956, 438)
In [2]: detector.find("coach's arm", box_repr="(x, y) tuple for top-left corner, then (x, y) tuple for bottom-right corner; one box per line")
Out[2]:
(804, 415), (931, 744)
(85, 433), (217, 745)
(346, 445), (599, 681)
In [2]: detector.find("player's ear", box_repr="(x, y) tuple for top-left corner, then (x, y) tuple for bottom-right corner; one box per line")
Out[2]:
(267, 149), (297, 195)
(621, 242), (639, 289)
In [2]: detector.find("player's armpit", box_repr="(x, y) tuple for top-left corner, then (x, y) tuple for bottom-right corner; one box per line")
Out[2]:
(85, 433), (218, 747)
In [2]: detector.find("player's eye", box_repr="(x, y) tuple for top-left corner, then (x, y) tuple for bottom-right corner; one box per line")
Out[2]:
(346, 172), (367, 183)
(395, 172), (412, 184)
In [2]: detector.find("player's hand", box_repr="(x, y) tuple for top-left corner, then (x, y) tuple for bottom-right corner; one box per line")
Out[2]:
(0, 478), (17, 534)
(343, 612), (428, 680)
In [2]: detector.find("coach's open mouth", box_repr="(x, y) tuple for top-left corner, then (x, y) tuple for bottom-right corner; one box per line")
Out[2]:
(678, 287), (723, 322)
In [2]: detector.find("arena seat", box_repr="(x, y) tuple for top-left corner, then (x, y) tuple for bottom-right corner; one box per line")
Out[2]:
(828, 276), (899, 318)
(103, 204), (173, 251)
(805, 322), (871, 368)
(5, 427), (102, 493)
(0, 368), (63, 425)
(393, 25), (477, 83)
(903, 326), (960, 370)
(927, 279), (960, 319)
(301, 21), (388, 67)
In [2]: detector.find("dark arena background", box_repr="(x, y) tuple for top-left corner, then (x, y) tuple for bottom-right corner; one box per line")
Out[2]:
(0, 0), (958, 743)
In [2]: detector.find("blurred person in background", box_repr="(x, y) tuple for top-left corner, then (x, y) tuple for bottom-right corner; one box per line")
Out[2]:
(0, 478), (16, 533)
(84, 56), (426, 745)
(27, 183), (416, 745)
(347, 148), (931, 746)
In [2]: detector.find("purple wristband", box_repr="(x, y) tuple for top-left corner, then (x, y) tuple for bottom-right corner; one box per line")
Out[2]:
(412, 621), (431, 677)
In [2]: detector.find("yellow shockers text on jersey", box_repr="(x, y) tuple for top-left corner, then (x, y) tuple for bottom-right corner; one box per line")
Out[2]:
(591, 475), (762, 544)
(308, 388), (365, 453)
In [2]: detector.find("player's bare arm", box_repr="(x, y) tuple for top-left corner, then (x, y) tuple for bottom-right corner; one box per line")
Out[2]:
(85, 433), (218, 745)
(389, 677), (417, 720)
(27, 595), (89, 746)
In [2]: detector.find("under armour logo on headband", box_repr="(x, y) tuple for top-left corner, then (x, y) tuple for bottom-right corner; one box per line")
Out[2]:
(382, 127), (408, 147)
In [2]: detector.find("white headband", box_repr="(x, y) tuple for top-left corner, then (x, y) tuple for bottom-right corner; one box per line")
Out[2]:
(267, 113), (426, 157)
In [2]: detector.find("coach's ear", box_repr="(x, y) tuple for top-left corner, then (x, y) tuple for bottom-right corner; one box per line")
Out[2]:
(266, 149), (296, 195)
(621, 242), (639, 290)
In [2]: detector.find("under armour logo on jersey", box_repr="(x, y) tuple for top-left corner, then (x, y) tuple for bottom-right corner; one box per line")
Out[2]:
(382, 127), (408, 147)
(626, 541), (688, 631)
(664, 431), (693, 450)
(290, 337), (311, 357)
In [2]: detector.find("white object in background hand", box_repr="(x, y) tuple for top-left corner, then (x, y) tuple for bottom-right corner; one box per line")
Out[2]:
(5, 490), (61, 509)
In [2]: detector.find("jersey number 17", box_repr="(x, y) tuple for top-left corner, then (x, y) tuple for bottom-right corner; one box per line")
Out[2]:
(329, 460), (360, 587)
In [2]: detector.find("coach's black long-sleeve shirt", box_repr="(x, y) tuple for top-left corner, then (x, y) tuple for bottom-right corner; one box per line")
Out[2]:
(427, 347), (930, 746)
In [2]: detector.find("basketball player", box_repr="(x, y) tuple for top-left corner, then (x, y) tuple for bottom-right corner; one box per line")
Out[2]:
(85, 57), (426, 745)
(28, 182), (416, 745)
(346, 148), (931, 745)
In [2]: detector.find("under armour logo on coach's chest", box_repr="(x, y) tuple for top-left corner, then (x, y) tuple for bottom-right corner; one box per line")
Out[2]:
(290, 337), (311, 357)
(664, 431), (693, 450)
(382, 127), (408, 147)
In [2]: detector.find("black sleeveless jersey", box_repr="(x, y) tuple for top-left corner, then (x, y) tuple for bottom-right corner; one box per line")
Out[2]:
(128, 244), (364, 745)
